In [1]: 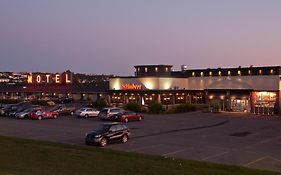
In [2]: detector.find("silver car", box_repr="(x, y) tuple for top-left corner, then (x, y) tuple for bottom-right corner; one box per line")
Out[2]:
(75, 108), (99, 118)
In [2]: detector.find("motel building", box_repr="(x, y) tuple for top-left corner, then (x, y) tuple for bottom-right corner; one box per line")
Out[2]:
(0, 71), (106, 102)
(109, 65), (281, 115)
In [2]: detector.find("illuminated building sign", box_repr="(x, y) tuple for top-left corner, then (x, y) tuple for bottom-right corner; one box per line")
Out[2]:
(27, 72), (72, 84)
(121, 84), (142, 90)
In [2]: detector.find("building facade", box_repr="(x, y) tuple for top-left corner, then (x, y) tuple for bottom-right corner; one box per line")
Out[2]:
(0, 71), (108, 102)
(109, 65), (281, 115)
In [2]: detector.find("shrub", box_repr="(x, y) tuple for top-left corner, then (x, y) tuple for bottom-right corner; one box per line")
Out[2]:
(171, 104), (198, 113)
(31, 100), (50, 106)
(148, 103), (164, 114)
(0, 99), (23, 104)
(95, 99), (109, 110)
(123, 103), (141, 113)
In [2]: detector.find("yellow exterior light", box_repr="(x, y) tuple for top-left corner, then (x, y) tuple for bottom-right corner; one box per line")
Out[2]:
(209, 72), (212, 76)
(238, 70), (241, 76)
(228, 71), (231, 76)
(200, 72), (204, 76)
(192, 72), (195, 76)
(218, 71), (221, 76)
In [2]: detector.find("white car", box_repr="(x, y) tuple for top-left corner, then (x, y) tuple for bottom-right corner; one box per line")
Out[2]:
(75, 108), (99, 118)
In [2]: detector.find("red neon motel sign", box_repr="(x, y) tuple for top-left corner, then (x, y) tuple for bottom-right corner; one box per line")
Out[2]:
(27, 72), (72, 84)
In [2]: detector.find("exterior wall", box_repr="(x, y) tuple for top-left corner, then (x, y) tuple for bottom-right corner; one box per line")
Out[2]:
(72, 94), (81, 101)
(88, 94), (98, 102)
(188, 75), (280, 91)
(279, 77), (281, 114)
(110, 77), (188, 90)
(110, 75), (280, 91)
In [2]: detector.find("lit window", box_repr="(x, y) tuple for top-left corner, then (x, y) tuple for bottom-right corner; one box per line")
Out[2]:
(145, 67), (147, 72)
(137, 68), (140, 72)
(209, 72), (212, 76)
(155, 67), (158, 72)
(165, 67), (168, 72)
(248, 70), (251, 75)
(200, 72), (204, 76)
(270, 69), (274, 74)
(218, 71), (221, 76)
(192, 72), (195, 76)
(228, 71), (231, 76)
(238, 70), (241, 76)
(259, 69), (262, 75)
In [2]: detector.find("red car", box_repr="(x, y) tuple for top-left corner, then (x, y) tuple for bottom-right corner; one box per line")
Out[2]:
(113, 111), (144, 122)
(29, 108), (59, 120)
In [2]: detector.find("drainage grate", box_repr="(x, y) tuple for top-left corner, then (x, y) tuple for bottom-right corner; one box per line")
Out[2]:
(229, 131), (252, 137)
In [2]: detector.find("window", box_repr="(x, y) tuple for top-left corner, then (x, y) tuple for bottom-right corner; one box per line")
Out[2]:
(228, 71), (231, 76)
(259, 69), (262, 75)
(165, 67), (168, 72)
(192, 72), (195, 76)
(238, 70), (241, 76)
(248, 70), (251, 75)
(145, 67), (148, 72)
(155, 67), (158, 72)
(109, 125), (117, 132)
(209, 72), (212, 76)
(200, 72), (204, 76)
(116, 124), (124, 131)
(218, 71), (221, 76)
(270, 69), (274, 74)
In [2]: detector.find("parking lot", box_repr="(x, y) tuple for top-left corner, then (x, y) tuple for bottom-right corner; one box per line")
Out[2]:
(1, 112), (281, 172)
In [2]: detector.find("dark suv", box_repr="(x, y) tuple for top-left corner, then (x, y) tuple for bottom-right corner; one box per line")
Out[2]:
(85, 123), (130, 147)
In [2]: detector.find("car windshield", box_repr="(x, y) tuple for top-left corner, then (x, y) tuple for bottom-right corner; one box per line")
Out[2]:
(79, 108), (87, 111)
(46, 106), (59, 112)
(22, 108), (32, 113)
(94, 124), (111, 132)
(100, 109), (108, 113)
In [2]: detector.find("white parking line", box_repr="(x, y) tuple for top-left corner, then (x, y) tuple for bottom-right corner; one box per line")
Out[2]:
(161, 149), (187, 157)
(128, 144), (163, 152)
(244, 156), (267, 166)
(202, 152), (228, 161)
(268, 156), (281, 164)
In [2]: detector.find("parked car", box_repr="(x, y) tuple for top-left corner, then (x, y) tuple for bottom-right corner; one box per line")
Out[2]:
(4, 102), (32, 117)
(98, 108), (124, 120)
(8, 103), (33, 118)
(75, 108), (99, 118)
(15, 107), (44, 119)
(112, 111), (144, 122)
(85, 123), (130, 147)
(29, 108), (59, 120)
(54, 98), (73, 104)
(51, 105), (76, 115)
(0, 104), (7, 116)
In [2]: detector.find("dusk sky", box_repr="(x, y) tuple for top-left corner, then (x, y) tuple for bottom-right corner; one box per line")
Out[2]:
(0, 0), (281, 75)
